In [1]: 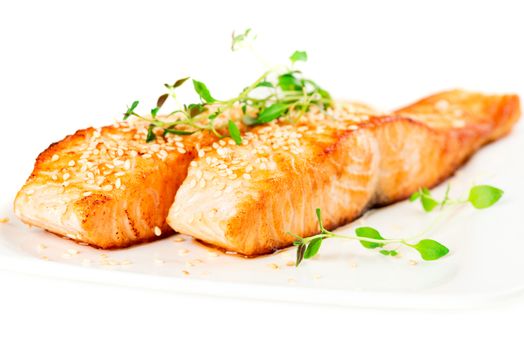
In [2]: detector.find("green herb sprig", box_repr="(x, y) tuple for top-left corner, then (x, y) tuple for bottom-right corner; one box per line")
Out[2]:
(290, 184), (503, 266)
(409, 184), (504, 212)
(123, 29), (332, 143)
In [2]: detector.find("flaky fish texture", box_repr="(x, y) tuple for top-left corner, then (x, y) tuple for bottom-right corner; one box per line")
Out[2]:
(14, 120), (215, 248)
(167, 90), (520, 256)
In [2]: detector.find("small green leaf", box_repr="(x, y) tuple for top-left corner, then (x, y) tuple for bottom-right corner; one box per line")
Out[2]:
(123, 100), (139, 120)
(355, 227), (385, 249)
(228, 120), (242, 145)
(296, 243), (306, 266)
(421, 195), (439, 212)
(304, 237), (322, 259)
(163, 129), (195, 136)
(151, 107), (159, 118)
(256, 103), (288, 124)
(290, 50), (308, 63)
(146, 124), (156, 143)
(255, 81), (273, 88)
(278, 73), (302, 91)
(468, 185), (504, 209)
(380, 249), (399, 256)
(192, 79), (216, 103)
(409, 191), (421, 202)
(410, 239), (449, 261)
(231, 28), (254, 51)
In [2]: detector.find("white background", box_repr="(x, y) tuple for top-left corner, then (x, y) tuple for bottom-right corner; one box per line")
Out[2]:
(1, 0), (523, 349)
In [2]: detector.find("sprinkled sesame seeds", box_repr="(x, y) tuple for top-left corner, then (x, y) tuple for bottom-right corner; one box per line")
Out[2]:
(62, 173), (70, 181)
(83, 191), (92, 197)
(68, 160), (76, 167)
(102, 184), (113, 191)
(173, 236), (185, 242)
(154, 226), (162, 237)
(115, 178), (122, 189)
(51, 154), (60, 161)
(26, 189), (35, 195)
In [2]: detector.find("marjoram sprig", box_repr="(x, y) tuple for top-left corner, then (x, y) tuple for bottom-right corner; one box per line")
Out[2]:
(290, 184), (504, 266)
(123, 29), (332, 144)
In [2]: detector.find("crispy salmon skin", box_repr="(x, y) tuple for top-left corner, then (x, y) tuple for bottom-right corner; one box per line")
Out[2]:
(167, 90), (520, 256)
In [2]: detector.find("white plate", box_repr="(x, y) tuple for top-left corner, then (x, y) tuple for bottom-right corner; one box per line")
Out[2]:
(1, 123), (523, 309)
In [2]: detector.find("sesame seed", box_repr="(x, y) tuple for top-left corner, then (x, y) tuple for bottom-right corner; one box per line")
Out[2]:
(62, 173), (70, 181)
(173, 236), (185, 242)
(154, 226), (162, 237)
(102, 184), (113, 191)
(26, 189), (35, 195)
(83, 191), (92, 197)
(198, 150), (205, 157)
(51, 154), (59, 161)
(68, 160), (76, 167)
(242, 173), (251, 180)
(142, 153), (152, 159)
(51, 174), (58, 181)
(268, 263), (279, 270)
(188, 179), (197, 188)
(178, 249), (190, 256)
(286, 261), (295, 267)
(190, 161), (198, 167)
(115, 178), (122, 189)
(177, 148), (186, 154)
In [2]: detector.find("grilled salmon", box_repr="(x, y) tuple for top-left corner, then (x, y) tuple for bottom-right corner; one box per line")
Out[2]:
(167, 90), (520, 256)
(13, 119), (217, 248)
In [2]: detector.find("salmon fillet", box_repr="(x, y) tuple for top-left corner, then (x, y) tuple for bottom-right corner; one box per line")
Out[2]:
(167, 90), (520, 256)
(13, 119), (216, 248)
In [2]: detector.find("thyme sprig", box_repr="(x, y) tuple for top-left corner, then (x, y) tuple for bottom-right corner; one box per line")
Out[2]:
(290, 184), (504, 266)
(123, 29), (332, 143)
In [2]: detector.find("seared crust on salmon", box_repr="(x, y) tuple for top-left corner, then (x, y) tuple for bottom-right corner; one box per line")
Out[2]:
(167, 90), (520, 255)
(14, 120), (215, 248)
